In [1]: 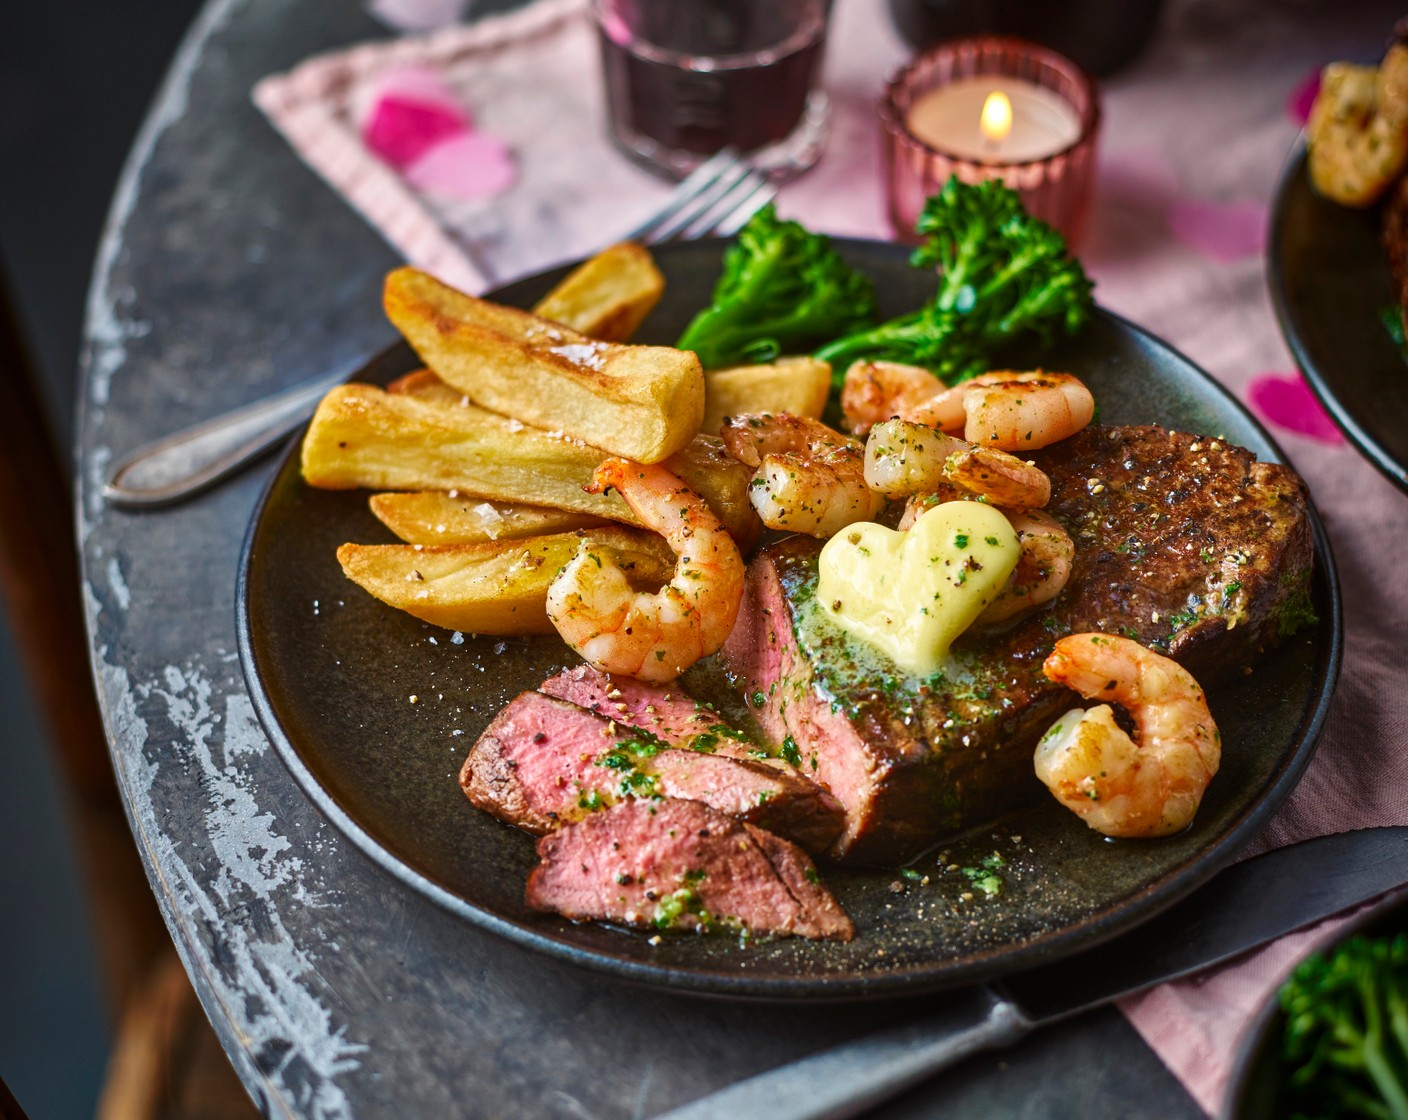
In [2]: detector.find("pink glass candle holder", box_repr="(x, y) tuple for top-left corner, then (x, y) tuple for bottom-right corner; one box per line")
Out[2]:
(882, 36), (1101, 246)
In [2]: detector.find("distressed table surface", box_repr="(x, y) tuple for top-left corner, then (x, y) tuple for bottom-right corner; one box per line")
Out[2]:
(75, 0), (1329, 1116)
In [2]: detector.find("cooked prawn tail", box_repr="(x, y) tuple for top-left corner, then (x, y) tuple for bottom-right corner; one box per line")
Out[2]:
(1035, 634), (1220, 839)
(546, 460), (745, 683)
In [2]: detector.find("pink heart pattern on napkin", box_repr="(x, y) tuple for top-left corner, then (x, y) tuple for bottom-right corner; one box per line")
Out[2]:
(403, 131), (517, 198)
(360, 65), (515, 200)
(1247, 372), (1344, 444)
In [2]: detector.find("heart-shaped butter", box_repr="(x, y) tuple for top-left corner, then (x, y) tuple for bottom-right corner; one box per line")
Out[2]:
(817, 502), (1019, 677)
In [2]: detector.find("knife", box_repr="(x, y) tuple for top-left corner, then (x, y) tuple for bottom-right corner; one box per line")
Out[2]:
(656, 826), (1408, 1120)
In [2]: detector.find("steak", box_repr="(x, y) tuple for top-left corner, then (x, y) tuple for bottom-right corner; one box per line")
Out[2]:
(460, 690), (845, 853)
(539, 665), (762, 761)
(722, 425), (1315, 864)
(525, 798), (854, 940)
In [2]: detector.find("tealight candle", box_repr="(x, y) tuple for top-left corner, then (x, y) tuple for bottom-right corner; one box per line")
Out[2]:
(882, 37), (1101, 245)
(906, 77), (1083, 163)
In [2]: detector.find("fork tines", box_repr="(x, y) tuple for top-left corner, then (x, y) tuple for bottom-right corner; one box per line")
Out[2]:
(623, 149), (776, 244)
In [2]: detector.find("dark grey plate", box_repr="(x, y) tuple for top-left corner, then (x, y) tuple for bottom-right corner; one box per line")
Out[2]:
(238, 238), (1340, 1000)
(1268, 144), (1408, 494)
(1222, 884), (1408, 1120)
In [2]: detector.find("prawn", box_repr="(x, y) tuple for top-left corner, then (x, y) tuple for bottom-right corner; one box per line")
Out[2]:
(545, 459), (744, 684)
(864, 418), (1051, 509)
(897, 370), (1094, 448)
(975, 510), (1074, 625)
(1308, 44), (1408, 207)
(896, 491), (963, 530)
(839, 360), (945, 435)
(720, 413), (885, 538)
(1035, 634), (1221, 839)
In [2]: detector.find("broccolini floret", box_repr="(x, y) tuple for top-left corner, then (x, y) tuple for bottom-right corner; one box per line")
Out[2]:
(675, 204), (877, 369)
(1278, 932), (1408, 1119)
(814, 177), (1094, 385)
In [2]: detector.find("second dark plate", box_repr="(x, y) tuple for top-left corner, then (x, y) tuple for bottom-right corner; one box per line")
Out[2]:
(239, 238), (1340, 1000)
(1269, 144), (1408, 494)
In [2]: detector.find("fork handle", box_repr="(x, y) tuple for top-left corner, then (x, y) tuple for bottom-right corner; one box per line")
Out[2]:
(102, 367), (352, 508)
(652, 988), (1029, 1120)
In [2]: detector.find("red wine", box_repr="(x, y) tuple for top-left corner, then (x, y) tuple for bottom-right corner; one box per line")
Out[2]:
(596, 0), (827, 161)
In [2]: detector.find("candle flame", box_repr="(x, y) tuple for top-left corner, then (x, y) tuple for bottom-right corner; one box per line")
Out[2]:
(980, 91), (1013, 144)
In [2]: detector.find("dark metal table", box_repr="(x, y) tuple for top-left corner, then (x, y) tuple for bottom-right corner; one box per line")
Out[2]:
(77, 1), (1397, 1115)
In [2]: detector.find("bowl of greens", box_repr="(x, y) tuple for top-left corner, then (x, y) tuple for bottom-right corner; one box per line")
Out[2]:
(1223, 886), (1408, 1120)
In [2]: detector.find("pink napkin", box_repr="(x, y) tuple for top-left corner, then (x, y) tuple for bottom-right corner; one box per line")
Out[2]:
(254, 0), (897, 292)
(255, 3), (1408, 1113)
(1083, 23), (1408, 1110)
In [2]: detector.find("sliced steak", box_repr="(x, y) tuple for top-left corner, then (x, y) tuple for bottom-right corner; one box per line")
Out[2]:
(723, 425), (1315, 864)
(460, 691), (845, 853)
(539, 665), (761, 761)
(525, 798), (853, 940)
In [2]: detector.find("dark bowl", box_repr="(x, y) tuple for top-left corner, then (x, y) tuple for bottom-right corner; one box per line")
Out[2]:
(1222, 885), (1408, 1119)
(1267, 144), (1408, 495)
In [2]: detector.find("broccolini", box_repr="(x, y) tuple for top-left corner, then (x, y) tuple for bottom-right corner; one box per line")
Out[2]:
(1278, 932), (1408, 1119)
(675, 204), (877, 370)
(814, 177), (1094, 385)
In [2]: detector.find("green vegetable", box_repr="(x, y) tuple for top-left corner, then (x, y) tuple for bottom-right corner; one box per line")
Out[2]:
(1278, 932), (1408, 1119)
(814, 177), (1094, 385)
(675, 203), (877, 369)
(960, 853), (1006, 898)
(1382, 306), (1407, 360)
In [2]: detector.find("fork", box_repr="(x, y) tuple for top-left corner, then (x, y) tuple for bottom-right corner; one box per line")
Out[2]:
(101, 150), (775, 509)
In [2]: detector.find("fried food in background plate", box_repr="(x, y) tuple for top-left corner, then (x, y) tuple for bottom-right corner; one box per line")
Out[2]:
(1306, 42), (1408, 207)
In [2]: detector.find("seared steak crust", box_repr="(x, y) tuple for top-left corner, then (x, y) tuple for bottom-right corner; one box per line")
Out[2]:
(723, 425), (1315, 864)
(1038, 426), (1315, 682)
(460, 691), (844, 852)
(525, 798), (854, 940)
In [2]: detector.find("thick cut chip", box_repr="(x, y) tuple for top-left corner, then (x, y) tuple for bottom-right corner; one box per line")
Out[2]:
(530, 242), (664, 342)
(387, 368), (463, 407)
(337, 527), (674, 635)
(665, 431), (762, 553)
(384, 267), (702, 462)
(701, 357), (832, 434)
(369, 492), (609, 545)
(302, 384), (623, 518)
(302, 384), (761, 548)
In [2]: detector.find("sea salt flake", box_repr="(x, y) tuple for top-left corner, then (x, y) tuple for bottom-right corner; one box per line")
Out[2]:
(548, 342), (608, 370)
